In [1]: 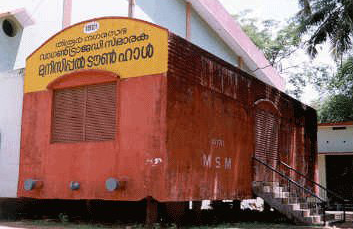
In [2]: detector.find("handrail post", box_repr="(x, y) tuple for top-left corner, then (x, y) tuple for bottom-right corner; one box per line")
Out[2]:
(323, 202), (326, 226)
(343, 200), (346, 222)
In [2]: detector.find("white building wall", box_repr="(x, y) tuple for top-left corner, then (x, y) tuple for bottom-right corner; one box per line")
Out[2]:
(318, 154), (327, 199)
(14, 0), (63, 69)
(190, 8), (238, 66)
(318, 126), (353, 153)
(135, 0), (187, 38)
(71, 0), (129, 25)
(0, 69), (24, 198)
(15, 0), (241, 69)
(136, 0), (239, 66)
(317, 125), (353, 200)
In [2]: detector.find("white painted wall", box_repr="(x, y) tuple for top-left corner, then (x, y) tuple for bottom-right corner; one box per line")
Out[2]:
(190, 8), (238, 66)
(318, 126), (353, 153)
(0, 16), (23, 72)
(317, 125), (353, 200)
(71, 0), (129, 24)
(0, 69), (24, 198)
(135, 0), (187, 38)
(14, 0), (64, 69)
(14, 0), (242, 69)
(318, 154), (327, 200)
(136, 0), (239, 66)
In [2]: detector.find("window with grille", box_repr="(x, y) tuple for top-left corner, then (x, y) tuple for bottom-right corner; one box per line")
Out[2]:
(51, 82), (117, 143)
(254, 109), (279, 165)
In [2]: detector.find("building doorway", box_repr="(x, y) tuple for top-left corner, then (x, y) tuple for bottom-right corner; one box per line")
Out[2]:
(326, 155), (353, 200)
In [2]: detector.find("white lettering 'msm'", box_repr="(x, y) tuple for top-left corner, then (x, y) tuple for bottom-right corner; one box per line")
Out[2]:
(202, 154), (232, 169)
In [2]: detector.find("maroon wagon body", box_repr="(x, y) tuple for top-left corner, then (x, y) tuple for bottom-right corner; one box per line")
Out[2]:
(18, 18), (317, 202)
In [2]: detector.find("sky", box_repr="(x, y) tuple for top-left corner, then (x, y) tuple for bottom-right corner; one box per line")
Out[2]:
(219, 0), (299, 22)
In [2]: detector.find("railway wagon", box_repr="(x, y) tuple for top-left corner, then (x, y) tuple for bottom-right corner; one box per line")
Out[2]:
(18, 17), (317, 219)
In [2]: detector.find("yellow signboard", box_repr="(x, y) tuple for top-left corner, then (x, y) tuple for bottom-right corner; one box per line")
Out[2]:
(25, 17), (169, 93)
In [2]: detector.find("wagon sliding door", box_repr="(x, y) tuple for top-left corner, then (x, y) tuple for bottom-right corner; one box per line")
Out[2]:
(254, 107), (280, 182)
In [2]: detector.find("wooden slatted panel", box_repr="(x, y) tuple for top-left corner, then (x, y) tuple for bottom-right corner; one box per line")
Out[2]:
(255, 110), (267, 160)
(52, 87), (85, 143)
(85, 83), (116, 141)
(255, 109), (279, 165)
(51, 82), (117, 143)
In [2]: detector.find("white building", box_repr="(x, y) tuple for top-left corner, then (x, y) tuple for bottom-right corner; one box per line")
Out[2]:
(0, 9), (33, 198)
(318, 122), (353, 200)
(0, 0), (284, 198)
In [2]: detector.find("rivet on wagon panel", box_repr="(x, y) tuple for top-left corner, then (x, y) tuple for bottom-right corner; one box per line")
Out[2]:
(69, 181), (80, 190)
(106, 178), (119, 191)
(24, 179), (43, 191)
(106, 178), (127, 191)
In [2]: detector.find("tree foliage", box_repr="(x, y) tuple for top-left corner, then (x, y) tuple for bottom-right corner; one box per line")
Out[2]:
(317, 94), (353, 122)
(287, 63), (332, 99)
(234, 12), (301, 69)
(234, 5), (353, 123)
(296, 0), (353, 58)
(234, 11), (328, 100)
(316, 57), (353, 122)
(330, 56), (353, 95)
(235, 10), (353, 122)
(295, 0), (353, 122)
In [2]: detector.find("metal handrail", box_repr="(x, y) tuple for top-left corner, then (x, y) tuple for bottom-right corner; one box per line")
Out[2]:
(254, 157), (348, 224)
(279, 161), (348, 202)
(253, 157), (329, 225)
(253, 157), (325, 202)
(279, 160), (350, 222)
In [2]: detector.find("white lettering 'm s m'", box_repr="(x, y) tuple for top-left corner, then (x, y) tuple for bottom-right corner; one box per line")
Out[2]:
(202, 154), (212, 167)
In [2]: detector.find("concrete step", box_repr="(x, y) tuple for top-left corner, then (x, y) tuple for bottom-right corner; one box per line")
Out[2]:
(294, 208), (311, 218)
(282, 197), (299, 204)
(306, 197), (320, 203)
(305, 213), (337, 224)
(304, 215), (322, 224)
(273, 191), (289, 199)
(262, 186), (273, 193)
(324, 213), (336, 221)
(288, 203), (301, 211)
(299, 202), (322, 209)
(272, 186), (284, 193)
(252, 181), (331, 226)
(308, 206), (324, 215)
(252, 181), (264, 187)
(262, 181), (280, 187)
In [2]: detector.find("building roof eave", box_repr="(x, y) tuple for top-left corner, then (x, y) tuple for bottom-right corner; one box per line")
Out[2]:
(318, 121), (353, 127)
(0, 7), (35, 27)
(186, 0), (285, 91)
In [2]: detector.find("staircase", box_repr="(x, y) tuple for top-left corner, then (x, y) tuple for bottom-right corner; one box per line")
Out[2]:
(253, 157), (349, 226)
(253, 181), (334, 225)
